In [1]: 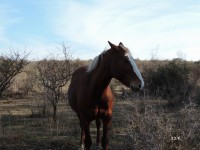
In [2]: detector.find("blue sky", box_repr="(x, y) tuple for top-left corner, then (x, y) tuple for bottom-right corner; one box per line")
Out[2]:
(0, 0), (200, 60)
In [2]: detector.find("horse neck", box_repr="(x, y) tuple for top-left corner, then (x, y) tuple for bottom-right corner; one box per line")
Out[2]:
(89, 56), (111, 96)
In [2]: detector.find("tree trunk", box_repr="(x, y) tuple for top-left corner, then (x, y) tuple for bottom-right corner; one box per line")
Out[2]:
(53, 104), (57, 122)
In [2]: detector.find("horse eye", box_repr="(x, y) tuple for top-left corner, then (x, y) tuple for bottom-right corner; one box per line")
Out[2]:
(124, 59), (129, 63)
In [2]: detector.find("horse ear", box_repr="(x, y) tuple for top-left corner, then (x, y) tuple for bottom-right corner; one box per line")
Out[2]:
(119, 42), (124, 46)
(108, 41), (117, 49)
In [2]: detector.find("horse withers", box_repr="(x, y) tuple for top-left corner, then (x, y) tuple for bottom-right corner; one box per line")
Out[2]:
(68, 41), (144, 150)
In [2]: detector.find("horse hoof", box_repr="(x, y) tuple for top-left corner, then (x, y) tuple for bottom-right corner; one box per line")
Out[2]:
(78, 144), (85, 150)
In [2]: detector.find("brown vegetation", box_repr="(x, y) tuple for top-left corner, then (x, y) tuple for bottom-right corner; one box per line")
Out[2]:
(0, 51), (29, 98)
(0, 49), (200, 149)
(36, 44), (78, 121)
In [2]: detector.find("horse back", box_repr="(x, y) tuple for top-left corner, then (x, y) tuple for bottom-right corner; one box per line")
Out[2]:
(68, 66), (88, 112)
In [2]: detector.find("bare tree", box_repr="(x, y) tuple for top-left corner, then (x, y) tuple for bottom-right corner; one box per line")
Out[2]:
(18, 65), (38, 95)
(0, 51), (29, 98)
(37, 44), (77, 121)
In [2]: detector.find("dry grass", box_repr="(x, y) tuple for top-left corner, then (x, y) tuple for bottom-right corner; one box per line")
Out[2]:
(0, 96), (199, 150)
(119, 100), (200, 150)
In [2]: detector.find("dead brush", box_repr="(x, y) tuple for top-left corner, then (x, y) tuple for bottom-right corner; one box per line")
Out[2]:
(177, 104), (200, 149)
(120, 101), (200, 150)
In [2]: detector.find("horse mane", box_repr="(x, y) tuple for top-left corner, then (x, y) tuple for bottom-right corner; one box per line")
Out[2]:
(87, 49), (107, 72)
(87, 45), (130, 73)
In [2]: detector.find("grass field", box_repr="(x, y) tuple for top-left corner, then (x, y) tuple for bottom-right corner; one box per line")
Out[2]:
(0, 95), (199, 150)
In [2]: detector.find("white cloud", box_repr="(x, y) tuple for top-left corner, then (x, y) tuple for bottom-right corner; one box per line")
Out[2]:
(0, 3), (23, 48)
(44, 0), (200, 60)
(1, 0), (200, 60)
(0, 38), (57, 60)
(0, 2), (51, 59)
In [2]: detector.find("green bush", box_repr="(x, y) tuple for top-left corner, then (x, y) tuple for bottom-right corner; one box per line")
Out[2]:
(144, 60), (192, 106)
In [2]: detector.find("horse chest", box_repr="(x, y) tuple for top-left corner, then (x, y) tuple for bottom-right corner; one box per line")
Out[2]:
(78, 86), (113, 120)
(81, 101), (112, 120)
(92, 107), (112, 118)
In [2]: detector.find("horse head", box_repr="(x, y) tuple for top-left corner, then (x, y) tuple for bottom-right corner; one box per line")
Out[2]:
(108, 41), (144, 91)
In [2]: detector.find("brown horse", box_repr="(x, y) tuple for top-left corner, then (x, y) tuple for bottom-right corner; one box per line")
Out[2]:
(68, 41), (144, 150)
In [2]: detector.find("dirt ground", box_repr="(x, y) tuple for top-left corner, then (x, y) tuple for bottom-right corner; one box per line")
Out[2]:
(0, 97), (199, 150)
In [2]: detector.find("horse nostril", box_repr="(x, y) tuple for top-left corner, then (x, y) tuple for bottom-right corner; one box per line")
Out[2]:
(130, 83), (142, 91)
(138, 83), (141, 89)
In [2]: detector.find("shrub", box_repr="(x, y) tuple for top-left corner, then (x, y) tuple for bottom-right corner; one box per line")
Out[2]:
(121, 102), (200, 150)
(0, 52), (28, 98)
(144, 60), (191, 106)
(189, 61), (200, 105)
(36, 44), (77, 121)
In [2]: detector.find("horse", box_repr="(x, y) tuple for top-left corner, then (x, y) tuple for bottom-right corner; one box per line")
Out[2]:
(68, 41), (144, 150)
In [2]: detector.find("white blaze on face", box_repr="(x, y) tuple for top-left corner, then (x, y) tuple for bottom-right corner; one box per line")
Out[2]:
(125, 51), (144, 89)
(119, 44), (144, 88)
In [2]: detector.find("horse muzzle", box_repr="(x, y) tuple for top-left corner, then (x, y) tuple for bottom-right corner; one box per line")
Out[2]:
(130, 82), (143, 91)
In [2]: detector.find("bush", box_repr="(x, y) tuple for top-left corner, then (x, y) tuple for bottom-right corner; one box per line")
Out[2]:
(144, 60), (191, 106)
(121, 102), (200, 150)
(0, 52), (28, 98)
(189, 61), (200, 105)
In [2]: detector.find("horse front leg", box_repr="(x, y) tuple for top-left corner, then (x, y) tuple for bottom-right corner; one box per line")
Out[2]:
(84, 122), (92, 150)
(79, 125), (85, 150)
(101, 116), (112, 150)
(79, 122), (92, 150)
